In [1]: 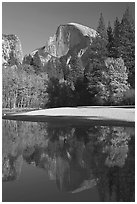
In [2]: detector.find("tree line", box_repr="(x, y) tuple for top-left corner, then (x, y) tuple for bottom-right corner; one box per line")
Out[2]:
(2, 64), (48, 109)
(2, 7), (135, 109)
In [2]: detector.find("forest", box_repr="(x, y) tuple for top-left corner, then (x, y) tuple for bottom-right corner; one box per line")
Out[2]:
(2, 8), (135, 109)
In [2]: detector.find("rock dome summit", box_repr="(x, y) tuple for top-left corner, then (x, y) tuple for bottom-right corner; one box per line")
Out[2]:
(23, 23), (98, 72)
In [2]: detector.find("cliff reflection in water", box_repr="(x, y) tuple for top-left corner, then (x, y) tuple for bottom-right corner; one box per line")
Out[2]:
(2, 120), (135, 202)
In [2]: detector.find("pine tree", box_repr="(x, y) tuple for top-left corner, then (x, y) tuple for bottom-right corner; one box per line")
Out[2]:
(113, 8), (135, 88)
(120, 7), (135, 88)
(97, 13), (107, 40)
(85, 37), (108, 105)
(67, 50), (84, 89)
(107, 21), (115, 57)
(33, 52), (42, 74)
(113, 17), (122, 58)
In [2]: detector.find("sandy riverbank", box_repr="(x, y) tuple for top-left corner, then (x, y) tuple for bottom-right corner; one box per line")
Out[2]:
(3, 107), (135, 123)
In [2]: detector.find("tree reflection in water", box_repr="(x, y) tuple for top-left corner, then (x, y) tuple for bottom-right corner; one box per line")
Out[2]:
(2, 119), (135, 202)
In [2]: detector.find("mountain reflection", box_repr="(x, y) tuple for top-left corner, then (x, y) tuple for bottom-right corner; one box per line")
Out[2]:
(2, 120), (135, 202)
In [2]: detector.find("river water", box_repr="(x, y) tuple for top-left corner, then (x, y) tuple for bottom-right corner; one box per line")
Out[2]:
(2, 119), (135, 202)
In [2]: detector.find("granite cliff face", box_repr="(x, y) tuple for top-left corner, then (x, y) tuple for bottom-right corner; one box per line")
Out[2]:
(2, 23), (98, 75)
(23, 23), (98, 74)
(2, 34), (23, 67)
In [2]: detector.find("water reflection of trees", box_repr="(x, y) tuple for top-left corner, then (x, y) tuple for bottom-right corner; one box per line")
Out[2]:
(2, 119), (135, 201)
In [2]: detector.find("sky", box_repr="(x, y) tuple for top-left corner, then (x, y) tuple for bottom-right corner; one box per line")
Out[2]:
(2, 2), (135, 56)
